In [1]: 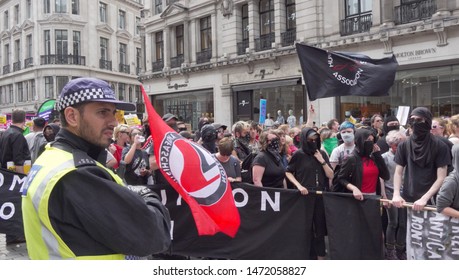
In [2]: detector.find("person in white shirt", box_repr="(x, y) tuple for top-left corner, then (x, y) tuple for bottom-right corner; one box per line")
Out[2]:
(329, 121), (355, 170)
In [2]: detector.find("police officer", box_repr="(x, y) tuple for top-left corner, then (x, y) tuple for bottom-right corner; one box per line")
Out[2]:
(22, 77), (171, 260)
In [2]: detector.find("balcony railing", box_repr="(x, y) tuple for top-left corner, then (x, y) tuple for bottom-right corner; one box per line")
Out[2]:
(40, 54), (86, 65)
(167, 0), (179, 5)
(340, 13), (372, 36)
(170, 55), (184, 68)
(13, 61), (21, 72)
(237, 39), (249, 55)
(152, 60), (164, 72)
(255, 33), (275, 52)
(119, 63), (130, 74)
(24, 57), (33, 69)
(395, 0), (437, 24)
(281, 29), (296, 47)
(99, 59), (112, 71)
(3, 64), (10, 75)
(196, 48), (212, 64)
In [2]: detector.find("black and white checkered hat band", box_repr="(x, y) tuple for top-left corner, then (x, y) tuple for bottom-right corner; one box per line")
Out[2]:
(56, 88), (114, 111)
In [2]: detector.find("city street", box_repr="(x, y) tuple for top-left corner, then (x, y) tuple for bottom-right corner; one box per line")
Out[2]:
(0, 234), (29, 260)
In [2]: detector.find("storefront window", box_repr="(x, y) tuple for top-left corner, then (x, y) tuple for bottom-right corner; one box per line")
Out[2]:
(153, 89), (214, 131)
(234, 82), (304, 125)
(340, 65), (459, 120)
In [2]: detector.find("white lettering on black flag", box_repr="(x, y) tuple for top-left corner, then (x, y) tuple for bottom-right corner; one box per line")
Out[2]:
(0, 168), (25, 235)
(407, 208), (459, 260)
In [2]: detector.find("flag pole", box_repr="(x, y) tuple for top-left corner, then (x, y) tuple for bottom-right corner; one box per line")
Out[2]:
(314, 191), (437, 211)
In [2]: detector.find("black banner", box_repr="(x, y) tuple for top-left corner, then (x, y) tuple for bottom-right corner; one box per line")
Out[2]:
(0, 168), (26, 235)
(151, 183), (315, 259)
(296, 43), (398, 101)
(323, 193), (383, 260)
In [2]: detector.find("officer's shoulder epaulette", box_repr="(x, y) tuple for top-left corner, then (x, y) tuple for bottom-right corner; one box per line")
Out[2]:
(73, 149), (97, 167)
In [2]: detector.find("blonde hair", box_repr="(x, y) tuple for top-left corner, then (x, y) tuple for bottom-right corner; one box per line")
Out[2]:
(113, 124), (130, 141)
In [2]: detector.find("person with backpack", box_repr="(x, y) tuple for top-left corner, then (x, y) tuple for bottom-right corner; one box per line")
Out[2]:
(26, 117), (47, 164)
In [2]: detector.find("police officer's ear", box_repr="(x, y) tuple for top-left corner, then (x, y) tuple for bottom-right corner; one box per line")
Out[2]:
(64, 106), (81, 128)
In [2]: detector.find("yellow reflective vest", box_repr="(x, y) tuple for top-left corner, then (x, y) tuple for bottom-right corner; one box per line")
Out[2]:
(22, 146), (126, 260)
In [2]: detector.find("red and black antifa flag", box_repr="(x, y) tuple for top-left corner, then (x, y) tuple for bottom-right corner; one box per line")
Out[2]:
(0, 168), (25, 236)
(296, 43), (398, 101)
(323, 193), (383, 260)
(141, 85), (240, 238)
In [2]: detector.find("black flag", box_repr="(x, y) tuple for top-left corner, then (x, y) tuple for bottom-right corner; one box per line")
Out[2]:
(296, 43), (398, 101)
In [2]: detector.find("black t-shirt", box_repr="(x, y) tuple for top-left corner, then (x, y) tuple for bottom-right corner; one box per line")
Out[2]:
(0, 125), (31, 168)
(395, 138), (451, 202)
(286, 150), (330, 191)
(252, 151), (285, 188)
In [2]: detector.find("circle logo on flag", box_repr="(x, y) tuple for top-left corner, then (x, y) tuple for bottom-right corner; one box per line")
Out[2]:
(159, 132), (228, 206)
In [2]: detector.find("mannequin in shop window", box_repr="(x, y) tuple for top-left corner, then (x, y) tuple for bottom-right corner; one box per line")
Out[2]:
(276, 110), (285, 125)
(299, 109), (304, 125)
(287, 110), (296, 128)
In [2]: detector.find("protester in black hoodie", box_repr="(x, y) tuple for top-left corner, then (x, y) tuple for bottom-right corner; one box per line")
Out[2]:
(285, 127), (334, 259)
(376, 116), (400, 154)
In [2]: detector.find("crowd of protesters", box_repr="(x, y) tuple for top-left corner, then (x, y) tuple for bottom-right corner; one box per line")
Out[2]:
(2, 103), (459, 260)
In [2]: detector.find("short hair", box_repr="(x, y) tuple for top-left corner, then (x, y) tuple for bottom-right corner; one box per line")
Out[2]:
(59, 102), (85, 127)
(218, 137), (234, 156)
(339, 121), (355, 131)
(33, 117), (46, 128)
(327, 118), (338, 130)
(12, 109), (26, 123)
(320, 128), (333, 142)
(385, 130), (407, 146)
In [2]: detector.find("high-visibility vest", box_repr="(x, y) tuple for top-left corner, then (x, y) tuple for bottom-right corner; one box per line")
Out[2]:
(22, 146), (126, 260)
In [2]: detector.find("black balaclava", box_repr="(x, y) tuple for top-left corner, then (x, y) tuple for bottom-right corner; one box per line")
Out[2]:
(383, 115), (400, 135)
(354, 128), (373, 158)
(408, 107), (434, 167)
(300, 127), (321, 155)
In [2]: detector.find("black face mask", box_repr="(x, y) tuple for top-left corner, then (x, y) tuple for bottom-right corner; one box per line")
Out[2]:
(268, 138), (280, 151)
(362, 141), (374, 157)
(386, 125), (400, 133)
(412, 121), (431, 137)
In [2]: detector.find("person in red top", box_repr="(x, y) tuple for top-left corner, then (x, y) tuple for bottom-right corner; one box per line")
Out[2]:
(335, 128), (390, 200)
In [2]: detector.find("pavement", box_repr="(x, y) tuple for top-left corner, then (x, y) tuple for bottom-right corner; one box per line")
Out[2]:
(0, 234), (29, 260)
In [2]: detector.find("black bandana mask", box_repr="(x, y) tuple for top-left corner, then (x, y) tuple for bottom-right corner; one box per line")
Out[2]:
(268, 138), (280, 151)
(412, 121), (431, 137)
(386, 125), (400, 133)
(362, 141), (374, 157)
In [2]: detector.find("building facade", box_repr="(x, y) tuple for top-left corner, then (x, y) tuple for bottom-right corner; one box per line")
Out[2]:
(0, 0), (144, 117)
(140, 0), (459, 130)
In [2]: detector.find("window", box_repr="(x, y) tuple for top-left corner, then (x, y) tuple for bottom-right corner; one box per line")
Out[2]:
(17, 82), (24, 102)
(30, 80), (35, 101)
(26, 35), (32, 58)
(118, 83), (126, 101)
(242, 4), (249, 41)
(176, 25), (184, 56)
(73, 31), (81, 57)
(155, 0), (162, 15)
(200, 16), (211, 51)
(26, 0), (32, 19)
(100, 37), (108, 60)
(155, 31), (163, 61)
(45, 76), (54, 98)
(119, 43), (127, 65)
(259, 0), (274, 36)
(136, 17), (141, 35)
(4, 44), (10, 65)
(8, 85), (14, 104)
(56, 0), (67, 13)
(14, 5), (20, 25)
(99, 2), (107, 23)
(345, 0), (372, 16)
(72, 0), (79, 15)
(136, 47), (142, 72)
(57, 76), (69, 96)
(44, 30), (51, 55)
(55, 30), (68, 57)
(14, 39), (20, 62)
(44, 0), (51, 14)
(4, 11), (9, 30)
(286, 0), (296, 31)
(119, 10), (126, 30)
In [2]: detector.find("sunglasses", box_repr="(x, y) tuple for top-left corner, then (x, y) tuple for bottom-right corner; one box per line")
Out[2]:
(120, 131), (130, 135)
(431, 125), (443, 129)
(131, 132), (143, 137)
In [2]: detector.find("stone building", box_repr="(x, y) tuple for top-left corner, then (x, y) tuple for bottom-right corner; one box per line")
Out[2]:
(141, 0), (459, 130)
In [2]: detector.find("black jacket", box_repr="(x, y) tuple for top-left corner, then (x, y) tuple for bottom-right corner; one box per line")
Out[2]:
(337, 150), (390, 195)
(47, 128), (171, 257)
